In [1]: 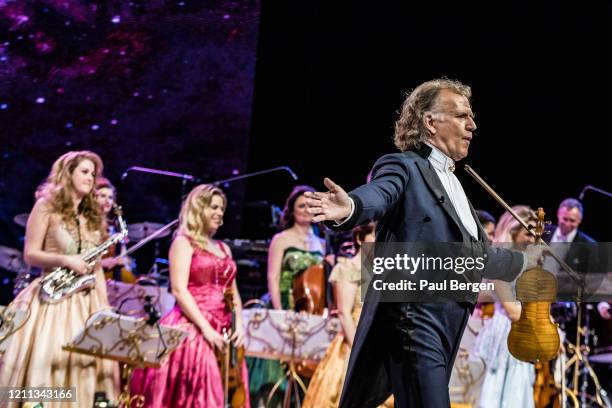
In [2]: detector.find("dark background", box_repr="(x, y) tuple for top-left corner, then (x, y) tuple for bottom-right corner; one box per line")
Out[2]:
(248, 1), (610, 242)
(1, 1), (610, 304)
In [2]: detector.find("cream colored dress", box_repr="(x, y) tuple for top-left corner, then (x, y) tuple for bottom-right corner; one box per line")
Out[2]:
(0, 211), (119, 407)
(302, 257), (393, 408)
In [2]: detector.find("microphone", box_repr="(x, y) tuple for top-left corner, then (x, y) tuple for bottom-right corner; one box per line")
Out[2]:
(142, 295), (169, 360)
(143, 295), (161, 325)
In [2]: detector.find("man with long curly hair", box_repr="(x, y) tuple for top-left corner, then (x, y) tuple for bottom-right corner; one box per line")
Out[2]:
(304, 79), (544, 408)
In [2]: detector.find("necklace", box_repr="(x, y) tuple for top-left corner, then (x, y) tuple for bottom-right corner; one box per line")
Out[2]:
(291, 228), (312, 250)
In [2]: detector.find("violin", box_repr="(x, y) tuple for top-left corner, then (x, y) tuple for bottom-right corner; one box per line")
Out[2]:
(215, 288), (247, 408)
(534, 360), (561, 408)
(103, 240), (137, 283)
(102, 207), (137, 283)
(479, 302), (496, 319)
(463, 166), (561, 363)
(507, 208), (560, 363)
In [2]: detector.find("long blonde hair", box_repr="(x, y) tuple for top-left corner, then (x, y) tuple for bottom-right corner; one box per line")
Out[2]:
(177, 184), (227, 249)
(35, 150), (104, 231)
(493, 205), (535, 244)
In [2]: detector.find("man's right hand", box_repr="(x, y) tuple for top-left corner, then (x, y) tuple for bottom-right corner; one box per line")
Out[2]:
(304, 178), (352, 223)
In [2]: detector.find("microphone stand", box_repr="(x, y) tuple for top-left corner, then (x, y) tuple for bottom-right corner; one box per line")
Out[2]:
(211, 166), (298, 185)
(122, 165), (298, 200)
(121, 165), (298, 186)
(578, 185), (612, 201)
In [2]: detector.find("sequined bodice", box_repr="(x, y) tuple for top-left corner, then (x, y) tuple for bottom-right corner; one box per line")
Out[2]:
(187, 243), (237, 289)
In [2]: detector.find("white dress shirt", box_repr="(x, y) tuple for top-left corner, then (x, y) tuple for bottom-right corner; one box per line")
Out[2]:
(551, 227), (577, 244)
(425, 143), (478, 239)
(338, 143), (479, 239)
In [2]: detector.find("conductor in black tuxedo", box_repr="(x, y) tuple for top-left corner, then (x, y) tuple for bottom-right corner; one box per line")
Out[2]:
(304, 78), (544, 408)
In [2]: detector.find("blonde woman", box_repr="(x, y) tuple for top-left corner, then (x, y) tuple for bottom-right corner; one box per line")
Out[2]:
(0, 151), (119, 407)
(131, 184), (249, 408)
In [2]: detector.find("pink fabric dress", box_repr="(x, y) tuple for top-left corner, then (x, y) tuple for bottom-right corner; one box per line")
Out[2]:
(131, 241), (250, 408)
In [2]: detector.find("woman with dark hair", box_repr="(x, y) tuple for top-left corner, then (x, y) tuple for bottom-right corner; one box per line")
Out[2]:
(269, 185), (325, 310)
(0, 151), (119, 407)
(247, 185), (326, 405)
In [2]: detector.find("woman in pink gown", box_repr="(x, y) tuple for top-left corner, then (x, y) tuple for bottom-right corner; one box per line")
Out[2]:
(131, 184), (250, 408)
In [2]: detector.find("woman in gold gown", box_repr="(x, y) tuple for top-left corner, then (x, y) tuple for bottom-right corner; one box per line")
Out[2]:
(303, 222), (393, 408)
(0, 151), (119, 407)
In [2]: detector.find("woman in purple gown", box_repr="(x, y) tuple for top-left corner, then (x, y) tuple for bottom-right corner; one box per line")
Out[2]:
(131, 184), (250, 408)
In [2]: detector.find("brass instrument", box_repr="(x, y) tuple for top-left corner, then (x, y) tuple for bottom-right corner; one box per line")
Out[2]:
(39, 206), (128, 303)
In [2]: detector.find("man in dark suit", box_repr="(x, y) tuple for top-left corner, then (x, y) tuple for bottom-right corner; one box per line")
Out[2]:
(544, 197), (596, 257)
(543, 198), (601, 296)
(305, 78), (543, 407)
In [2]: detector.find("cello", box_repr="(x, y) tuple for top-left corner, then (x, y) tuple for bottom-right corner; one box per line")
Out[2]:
(291, 225), (332, 316)
(292, 263), (327, 315)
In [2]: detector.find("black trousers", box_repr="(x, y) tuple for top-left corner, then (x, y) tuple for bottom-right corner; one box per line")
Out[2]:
(378, 302), (472, 408)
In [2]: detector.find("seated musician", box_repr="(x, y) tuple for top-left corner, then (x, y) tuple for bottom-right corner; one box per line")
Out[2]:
(95, 177), (136, 283)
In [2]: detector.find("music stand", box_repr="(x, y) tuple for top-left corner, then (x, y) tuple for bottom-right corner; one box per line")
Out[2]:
(63, 309), (188, 408)
(0, 301), (30, 358)
(242, 308), (340, 408)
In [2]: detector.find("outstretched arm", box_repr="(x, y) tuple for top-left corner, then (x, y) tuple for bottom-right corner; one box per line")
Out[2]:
(305, 153), (410, 229)
(304, 178), (353, 223)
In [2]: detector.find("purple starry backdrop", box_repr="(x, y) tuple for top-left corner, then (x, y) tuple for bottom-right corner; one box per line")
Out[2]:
(0, 0), (260, 247)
